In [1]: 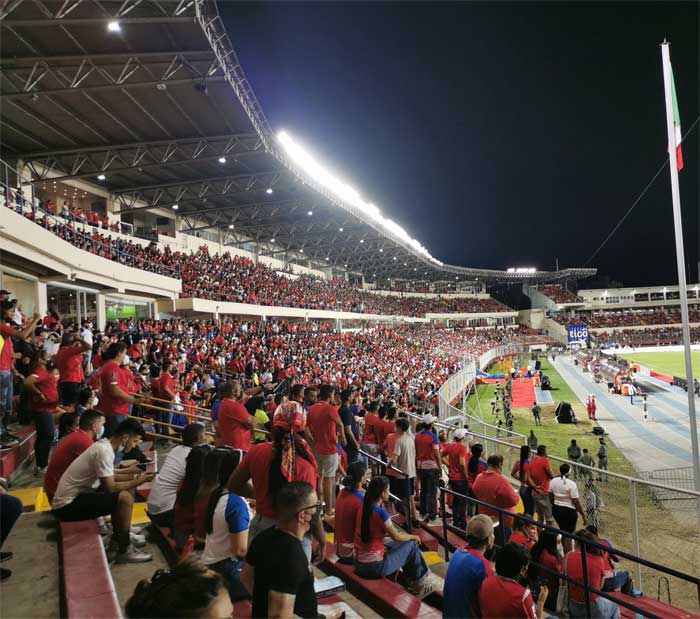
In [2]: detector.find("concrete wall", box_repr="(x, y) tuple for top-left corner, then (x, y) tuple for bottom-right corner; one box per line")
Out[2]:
(1, 208), (181, 298)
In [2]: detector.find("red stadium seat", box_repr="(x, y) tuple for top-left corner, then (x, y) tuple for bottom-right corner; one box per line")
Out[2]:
(59, 521), (121, 619)
(0, 426), (37, 480)
(608, 591), (700, 619)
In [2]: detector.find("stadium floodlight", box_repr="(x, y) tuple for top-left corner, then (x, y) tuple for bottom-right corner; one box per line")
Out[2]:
(507, 267), (536, 274)
(266, 188), (273, 195)
(172, 204), (179, 210)
(270, 238), (275, 243)
(299, 249), (304, 253)
(107, 20), (121, 32)
(360, 239), (364, 243)
(97, 174), (106, 181)
(379, 248), (383, 253)
(218, 157), (226, 164)
(307, 211), (313, 216)
(338, 227), (344, 232)
(228, 224), (234, 229)
(276, 130), (443, 266)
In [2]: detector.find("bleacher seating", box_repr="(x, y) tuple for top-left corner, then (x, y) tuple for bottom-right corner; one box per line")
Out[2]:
(59, 521), (122, 619)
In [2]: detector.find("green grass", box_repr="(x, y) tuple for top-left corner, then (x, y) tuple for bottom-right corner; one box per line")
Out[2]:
(621, 351), (700, 380)
(464, 359), (634, 475)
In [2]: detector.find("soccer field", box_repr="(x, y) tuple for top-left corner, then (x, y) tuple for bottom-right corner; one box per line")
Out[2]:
(621, 350), (700, 380)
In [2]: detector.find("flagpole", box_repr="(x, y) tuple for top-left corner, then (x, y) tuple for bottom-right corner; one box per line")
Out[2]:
(661, 41), (700, 492)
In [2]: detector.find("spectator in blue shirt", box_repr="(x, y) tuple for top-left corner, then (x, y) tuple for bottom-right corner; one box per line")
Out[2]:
(443, 515), (495, 618)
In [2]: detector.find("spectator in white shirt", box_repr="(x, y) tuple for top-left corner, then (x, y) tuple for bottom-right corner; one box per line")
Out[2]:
(549, 463), (586, 552)
(52, 418), (155, 563)
(148, 423), (207, 529)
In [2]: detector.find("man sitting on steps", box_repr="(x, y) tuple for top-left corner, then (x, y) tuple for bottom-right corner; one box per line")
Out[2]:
(52, 418), (155, 563)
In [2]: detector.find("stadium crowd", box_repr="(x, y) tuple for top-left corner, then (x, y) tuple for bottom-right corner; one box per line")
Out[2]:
(539, 286), (580, 304)
(5, 199), (513, 317)
(554, 307), (700, 329)
(595, 326), (700, 348)
(0, 281), (655, 619)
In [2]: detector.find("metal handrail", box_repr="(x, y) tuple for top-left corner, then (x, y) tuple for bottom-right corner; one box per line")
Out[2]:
(438, 484), (700, 618)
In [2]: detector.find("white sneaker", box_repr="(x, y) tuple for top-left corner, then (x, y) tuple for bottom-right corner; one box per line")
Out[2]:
(113, 546), (153, 564)
(130, 532), (147, 547)
(410, 573), (441, 600)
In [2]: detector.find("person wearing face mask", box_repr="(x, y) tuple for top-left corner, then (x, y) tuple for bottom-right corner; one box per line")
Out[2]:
(43, 410), (106, 503)
(76, 387), (98, 415)
(52, 418), (155, 563)
(97, 342), (144, 438)
(241, 482), (343, 619)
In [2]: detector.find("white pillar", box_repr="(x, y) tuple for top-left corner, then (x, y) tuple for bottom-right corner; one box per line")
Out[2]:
(96, 293), (106, 331)
(35, 281), (48, 317)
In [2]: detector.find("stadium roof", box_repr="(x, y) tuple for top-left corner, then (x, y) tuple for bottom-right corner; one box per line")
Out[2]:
(0, 0), (596, 285)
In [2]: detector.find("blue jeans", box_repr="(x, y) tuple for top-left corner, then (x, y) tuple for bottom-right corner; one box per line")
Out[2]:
(156, 403), (173, 438)
(418, 469), (438, 519)
(104, 414), (127, 438)
(34, 412), (55, 468)
(355, 540), (428, 582)
(1, 494), (23, 546)
(449, 479), (469, 529)
(209, 557), (249, 601)
(0, 370), (13, 431)
(569, 597), (620, 619)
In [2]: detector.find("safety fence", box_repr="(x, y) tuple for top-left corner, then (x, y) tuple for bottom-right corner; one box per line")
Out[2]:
(434, 345), (700, 614)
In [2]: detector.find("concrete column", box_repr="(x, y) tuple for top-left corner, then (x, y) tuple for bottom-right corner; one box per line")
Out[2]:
(96, 293), (106, 331)
(36, 281), (48, 317)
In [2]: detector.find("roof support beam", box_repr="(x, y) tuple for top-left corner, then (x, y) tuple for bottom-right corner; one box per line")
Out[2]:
(0, 17), (197, 27)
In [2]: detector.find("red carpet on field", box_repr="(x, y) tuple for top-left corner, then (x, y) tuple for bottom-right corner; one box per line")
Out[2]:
(511, 378), (536, 408)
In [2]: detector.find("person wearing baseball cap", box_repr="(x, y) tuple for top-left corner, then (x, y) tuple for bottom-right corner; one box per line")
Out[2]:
(441, 428), (470, 529)
(443, 514), (495, 618)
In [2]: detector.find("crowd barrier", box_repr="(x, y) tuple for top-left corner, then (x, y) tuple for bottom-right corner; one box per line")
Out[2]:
(436, 345), (700, 613)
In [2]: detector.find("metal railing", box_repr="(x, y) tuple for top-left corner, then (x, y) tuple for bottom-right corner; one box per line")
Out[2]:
(1, 158), (180, 279)
(437, 344), (700, 613)
(438, 485), (700, 618)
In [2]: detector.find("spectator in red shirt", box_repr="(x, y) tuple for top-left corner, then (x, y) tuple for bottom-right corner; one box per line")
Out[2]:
(173, 445), (213, 551)
(565, 529), (620, 618)
(44, 410), (105, 502)
(528, 531), (563, 615)
(511, 444), (534, 516)
(472, 454), (520, 547)
(441, 428), (470, 529)
(361, 400), (381, 458)
(526, 445), (555, 525)
(354, 476), (438, 599)
(478, 542), (550, 619)
(306, 384), (346, 518)
(228, 402), (324, 564)
(0, 305), (40, 445)
(54, 333), (91, 405)
(509, 518), (538, 550)
(217, 381), (254, 451)
(97, 342), (143, 437)
(156, 361), (178, 441)
(333, 461), (367, 564)
(24, 349), (65, 474)
(414, 415), (442, 522)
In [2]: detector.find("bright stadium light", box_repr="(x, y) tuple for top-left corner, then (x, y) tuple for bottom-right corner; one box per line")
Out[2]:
(228, 224), (234, 229)
(307, 210), (313, 216)
(97, 174), (106, 181)
(276, 130), (443, 266)
(218, 156), (226, 164)
(172, 204), (179, 210)
(266, 188), (273, 195)
(339, 227), (344, 232)
(107, 20), (121, 32)
(270, 238), (275, 243)
(299, 248), (304, 253)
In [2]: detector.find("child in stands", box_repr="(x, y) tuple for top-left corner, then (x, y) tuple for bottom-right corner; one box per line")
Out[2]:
(334, 461), (367, 564)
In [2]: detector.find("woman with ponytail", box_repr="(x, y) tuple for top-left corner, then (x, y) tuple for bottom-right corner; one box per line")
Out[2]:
(200, 448), (251, 602)
(466, 443), (487, 516)
(353, 476), (439, 599)
(511, 444), (534, 516)
(334, 461), (367, 563)
(228, 396), (323, 562)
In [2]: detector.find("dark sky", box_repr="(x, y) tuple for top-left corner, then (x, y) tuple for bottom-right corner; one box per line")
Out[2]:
(220, 1), (700, 287)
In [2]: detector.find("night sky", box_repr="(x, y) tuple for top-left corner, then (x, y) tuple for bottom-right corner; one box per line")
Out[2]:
(220, 1), (700, 288)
